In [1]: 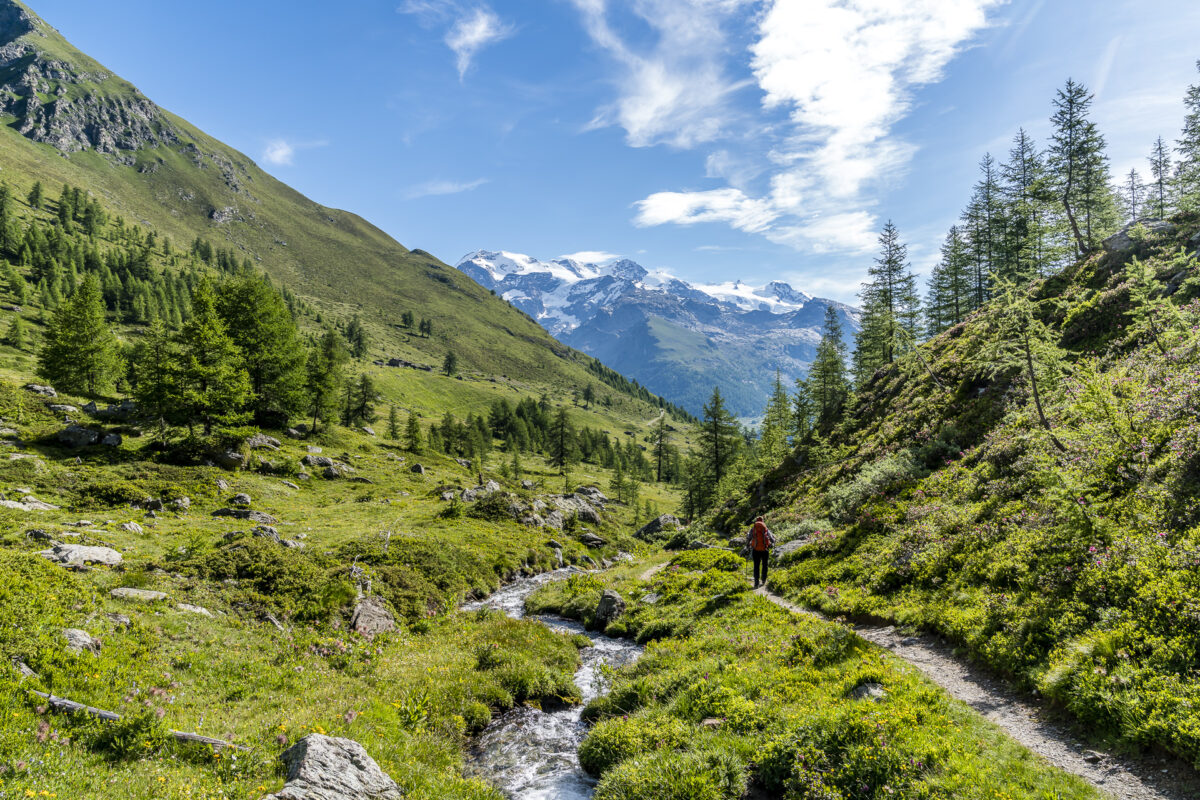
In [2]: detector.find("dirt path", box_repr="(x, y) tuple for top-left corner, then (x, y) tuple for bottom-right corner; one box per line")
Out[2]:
(639, 561), (668, 581)
(756, 587), (1200, 800)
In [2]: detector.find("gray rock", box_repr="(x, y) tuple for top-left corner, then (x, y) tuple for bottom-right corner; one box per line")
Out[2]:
(482, 480), (501, 493)
(410, 463), (426, 475)
(246, 433), (281, 450)
(544, 510), (565, 530)
(520, 515), (546, 528)
(264, 734), (402, 800)
(230, 493), (252, 507)
(521, 480), (535, 490)
(23, 383), (56, 397)
(323, 465), (347, 479)
(48, 404), (79, 414)
(177, 603), (213, 617)
(285, 428), (304, 439)
(216, 479), (231, 492)
(119, 521), (143, 534)
(57, 424), (100, 448)
(350, 596), (396, 638)
(91, 400), (138, 421)
(460, 487), (480, 502)
(213, 508), (278, 525)
(773, 539), (805, 562)
(594, 589), (626, 627)
(25, 528), (56, 542)
(1, 496), (59, 512)
(635, 514), (682, 540)
(251, 525), (281, 543)
(848, 682), (886, 701)
(302, 454), (334, 468)
(281, 481), (300, 490)
(546, 539), (564, 549)
(138, 497), (164, 511)
(306, 445), (323, 454)
(575, 486), (608, 505)
(280, 539), (305, 549)
(110, 587), (167, 602)
(360, 426), (375, 436)
(106, 613), (131, 627)
(1103, 219), (1175, 253)
(214, 450), (245, 470)
(171, 496), (191, 511)
(580, 532), (606, 548)
(640, 593), (660, 605)
(64, 628), (100, 654)
(39, 544), (122, 566)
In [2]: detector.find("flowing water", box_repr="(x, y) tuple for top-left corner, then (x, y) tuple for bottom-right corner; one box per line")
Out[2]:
(463, 570), (643, 799)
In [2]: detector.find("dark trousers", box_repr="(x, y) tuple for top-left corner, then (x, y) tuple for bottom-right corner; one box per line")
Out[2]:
(752, 550), (769, 586)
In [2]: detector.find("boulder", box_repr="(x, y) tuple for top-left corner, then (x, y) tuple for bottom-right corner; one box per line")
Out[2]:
(2, 495), (59, 512)
(520, 480), (535, 490)
(39, 544), (122, 567)
(139, 497), (164, 511)
(1103, 219), (1175, 254)
(280, 539), (305, 549)
(214, 450), (245, 470)
(361, 426), (376, 437)
(23, 383), (56, 397)
(848, 682), (887, 702)
(635, 514), (683, 540)
(119, 522), (143, 534)
(48, 404), (79, 414)
(110, 588), (167, 602)
(213, 508), (278, 525)
(264, 734), (403, 800)
(460, 487), (480, 502)
(580, 532), (606, 548)
(544, 510), (565, 530)
(323, 465), (347, 479)
(63, 628), (101, 655)
(350, 596), (396, 638)
(57, 424), (100, 448)
(551, 495), (602, 525)
(575, 486), (608, 505)
(230, 493), (252, 507)
(246, 433), (281, 450)
(410, 463), (426, 475)
(281, 481), (300, 491)
(772, 539), (805, 563)
(302, 454), (334, 468)
(251, 525), (281, 543)
(177, 603), (213, 617)
(92, 400), (138, 421)
(594, 589), (626, 627)
(482, 480), (501, 494)
(171, 497), (191, 511)
(454, 458), (471, 468)
(106, 613), (131, 627)
(520, 515), (546, 528)
(306, 445), (323, 454)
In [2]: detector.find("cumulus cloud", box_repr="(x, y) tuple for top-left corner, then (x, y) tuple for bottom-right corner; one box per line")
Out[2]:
(261, 138), (328, 167)
(399, 1), (513, 79)
(576, 0), (1004, 256)
(404, 177), (488, 199)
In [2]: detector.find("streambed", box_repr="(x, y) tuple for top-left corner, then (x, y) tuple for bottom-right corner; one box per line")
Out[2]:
(463, 570), (642, 799)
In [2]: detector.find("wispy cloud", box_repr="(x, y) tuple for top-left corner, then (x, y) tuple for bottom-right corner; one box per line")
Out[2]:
(399, 1), (514, 79)
(404, 177), (489, 199)
(575, 0), (1004, 256)
(558, 250), (620, 263)
(261, 138), (328, 167)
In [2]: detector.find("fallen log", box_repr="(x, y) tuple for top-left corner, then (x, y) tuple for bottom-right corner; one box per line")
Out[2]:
(31, 691), (248, 751)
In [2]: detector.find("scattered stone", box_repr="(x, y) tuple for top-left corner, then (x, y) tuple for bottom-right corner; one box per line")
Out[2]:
(594, 589), (626, 627)
(111, 587), (167, 602)
(13, 659), (37, 678)
(57, 424), (100, 448)
(64, 628), (101, 655)
(360, 426), (375, 436)
(575, 486), (608, 505)
(1103, 219), (1175, 254)
(171, 497), (191, 511)
(39, 544), (122, 567)
(25, 528), (56, 542)
(297, 472), (311, 480)
(285, 428), (304, 439)
(106, 613), (131, 627)
(520, 515), (546, 528)
(306, 445), (323, 454)
(119, 522), (143, 534)
(280, 539), (305, 549)
(1083, 750), (1104, 765)
(48, 404), (79, 414)
(700, 717), (723, 728)
(90, 399), (138, 421)
(348, 476), (373, 484)
(251, 525), (281, 543)
(263, 734), (403, 800)
(410, 463), (426, 475)
(302, 454), (334, 468)
(544, 510), (565, 530)
(848, 682), (887, 701)
(614, 551), (634, 563)
(640, 593), (660, 605)
(635, 514), (682, 540)
(551, 495), (602, 525)
(521, 480), (535, 490)
(137, 497), (164, 511)
(281, 481), (300, 490)
(580, 532), (606, 548)
(546, 539), (564, 550)
(1, 496), (59, 512)
(216, 479), (231, 492)
(482, 479), (501, 493)
(177, 603), (213, 617)
(350, 596), (396, 638)
(246, 433), (281, 450)
(213, 508), (278, 525)
(772, 539), (805, 562)
(455, 458), (471, 468)
(100, 433), (122, 447)
(230, 493), (252, 507)
(23, 383), (56, 397)
(215, 450), (246, 470)
(323, 465), (347, 479)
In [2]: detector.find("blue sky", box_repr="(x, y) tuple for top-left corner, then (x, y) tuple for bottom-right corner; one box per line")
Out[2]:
(31, 0), (1200, 303)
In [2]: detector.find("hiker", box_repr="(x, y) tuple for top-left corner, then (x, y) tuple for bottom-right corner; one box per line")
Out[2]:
(746, 516), (775, 589)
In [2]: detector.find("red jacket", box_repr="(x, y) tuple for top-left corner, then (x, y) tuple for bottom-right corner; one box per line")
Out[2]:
(748, 521), (775, 551)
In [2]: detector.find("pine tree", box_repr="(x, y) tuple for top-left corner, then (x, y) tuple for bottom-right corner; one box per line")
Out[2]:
(809, 306), (850, 427)
(443, 350), (458, 376)
(1176, 61), (1200, 210)
(1120, 168), (1144, 222)
(964, 154), (1006, 293)
(1048, 79), (1115, 255)
(999, 129), (1052, 281)
(699, 386), (738, 503)
(1148, 136), (1172, 219)
(216, 275), (306, 426)
(853, 221), (920, 384)
(388, 405), (401, 439)
(347, 373), (377, 426)
(925, 226), (974, 336)
(792, 378), (814, 442)
(652, 412), (668, 482)
(3, 315), (26, 350)
(549, 406), (575, 473)
(345, 315), (369, 359)
(405, 411), (422, 452)
(758, 370), (793, 468)
(306, 328), (347, 433)
(37, 274), (122, 396)
(27, 181), (41, 209)
(175, 280), (251, 434)
(130, 318), (177, 439)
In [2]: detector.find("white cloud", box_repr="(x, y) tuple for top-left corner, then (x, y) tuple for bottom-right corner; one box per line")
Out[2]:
(571, 0), (752, 148)
(263, 139), (295, 166)
(579, 0), (1004, 257)
(559, 250), (620, 263)
(399, 1), (513, 79)
(405, 177), (488, 199)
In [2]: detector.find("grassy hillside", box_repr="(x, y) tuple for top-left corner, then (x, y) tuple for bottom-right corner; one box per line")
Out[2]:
(715, 214), (1200, 767)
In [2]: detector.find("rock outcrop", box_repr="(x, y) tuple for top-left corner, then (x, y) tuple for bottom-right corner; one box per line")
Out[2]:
(594, 590), (626, 628)
(39, 544), (122, 566)
(263, 734), (403, 800)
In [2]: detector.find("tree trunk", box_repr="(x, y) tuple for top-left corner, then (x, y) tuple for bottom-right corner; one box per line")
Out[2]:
(1023, 331), (1067, 452)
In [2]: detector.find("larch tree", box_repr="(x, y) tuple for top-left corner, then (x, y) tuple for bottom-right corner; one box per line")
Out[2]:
(699, 386), (739, 501)
(1120, 168), (1144, 222)
(1048, 79), (1115, 256)
(809, 305), (850, 428)
(925, 226), (974, 336)
(1148, 136), (1172, 219)
(854, 221), (920, 384)
(999, 129), (1052, 282)
(130, 318), (177, 441)
(175, 279), (251, 434)
(405, 411), (423, 452)
(757, 370), (794, 468)
(306, 327), (347, 433)
(37, 274), (122, 396)
(1176, 61), (1200, 210)
(548, 406), (576, 474)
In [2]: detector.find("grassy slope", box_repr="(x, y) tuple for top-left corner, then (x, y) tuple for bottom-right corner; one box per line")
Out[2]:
(719, 215), (1200, 767)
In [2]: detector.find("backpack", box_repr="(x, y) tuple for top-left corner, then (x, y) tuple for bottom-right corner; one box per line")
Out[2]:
(750, 521), (772, 551)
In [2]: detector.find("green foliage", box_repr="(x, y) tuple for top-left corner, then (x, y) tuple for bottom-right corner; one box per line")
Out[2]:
(174, 279), (251, 434)
(0, 550), (95, 662)
(37, 274), (122, 396)
(669, 549), (743, 572)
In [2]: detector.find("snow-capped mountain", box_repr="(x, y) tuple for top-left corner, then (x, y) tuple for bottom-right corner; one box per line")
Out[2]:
(456, 250), (859, 417)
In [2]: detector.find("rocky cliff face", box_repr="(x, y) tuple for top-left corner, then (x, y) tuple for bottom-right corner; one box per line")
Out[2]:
(0, 0), (178, 154)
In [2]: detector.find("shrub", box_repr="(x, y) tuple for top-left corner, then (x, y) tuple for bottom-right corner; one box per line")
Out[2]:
(579, 713), (692, 776)
(593, 747), (747, 800)
(826, 451), (926, 523)
(469, 491), (512, 521)
(670, 549), (743, 572)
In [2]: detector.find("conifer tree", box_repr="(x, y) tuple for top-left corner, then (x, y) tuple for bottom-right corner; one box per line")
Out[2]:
(549, 406), (575, 473)
(792, 378), (814, 442)
(217, 275), (306, 426)
(925, 226), (974, 336)
(388, 405), (401, 439)
(443, 350), (458, 376)
(809, 306), (850, 427)
(652, 412), (668, 482)
(345, 315), (369, 359)
(3, 315), (26, 350)
(1148, 136), (1172, 218)
(405, 410), (422, 452)
(999, 129), (1052, 281)
(37, 274), (122, 396)
(130, 318), (177, 439)
(1176, 61), (1200, 210)
(964, 154), (1006, 295)
(1120, 168), (1144, 222)
(854, 221), (920, 384)
(757, 370), (793, 468)
(27, 181), (41, 209)
(699, 386), (738, 500)
(347, 373), (377, 426)
(1048, 79), (1115, 255)
(175, 280), (251, 434)
(610, 459), (625, 503)
(306, 328), (347, 433)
